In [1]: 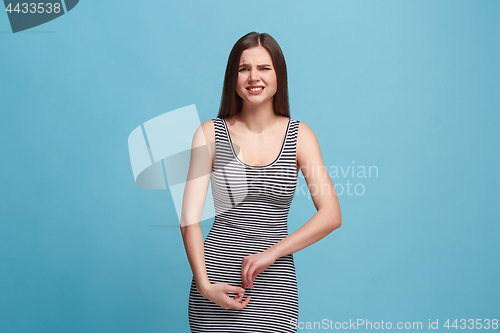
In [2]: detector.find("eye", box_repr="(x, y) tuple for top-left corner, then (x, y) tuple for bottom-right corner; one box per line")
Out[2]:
(239, 68), (248, 72)
(261, 68), (271, 70)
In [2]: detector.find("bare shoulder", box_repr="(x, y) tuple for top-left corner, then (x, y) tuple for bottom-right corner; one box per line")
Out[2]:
(296, 121), (323, 169)
(200, 119), (215, 140)
(200, 119), (216, 168)
(297, 121), (315, 136)
(297, 121), (320, 151)
(191, 120), (215, 144)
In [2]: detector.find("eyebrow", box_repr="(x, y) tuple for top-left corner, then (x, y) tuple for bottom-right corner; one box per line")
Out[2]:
(238, 63), (272, 67)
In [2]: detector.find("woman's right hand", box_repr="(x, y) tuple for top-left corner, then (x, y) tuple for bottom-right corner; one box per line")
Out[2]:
(198, 283), (251, 310)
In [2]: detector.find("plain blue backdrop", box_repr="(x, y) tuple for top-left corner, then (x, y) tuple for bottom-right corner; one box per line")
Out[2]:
(0, 1), (498, 332)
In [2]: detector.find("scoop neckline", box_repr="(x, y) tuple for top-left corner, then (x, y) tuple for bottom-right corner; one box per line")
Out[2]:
(221, 117), (291, 168)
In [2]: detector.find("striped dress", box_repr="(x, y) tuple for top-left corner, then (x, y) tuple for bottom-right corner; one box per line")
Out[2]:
(188, 117), (300, 332)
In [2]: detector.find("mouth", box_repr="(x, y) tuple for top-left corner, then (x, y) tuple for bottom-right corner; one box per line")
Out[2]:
(246, 86), (264, 92)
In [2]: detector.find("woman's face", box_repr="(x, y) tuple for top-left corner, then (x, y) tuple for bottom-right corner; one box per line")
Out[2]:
(235, 46), (278, 108)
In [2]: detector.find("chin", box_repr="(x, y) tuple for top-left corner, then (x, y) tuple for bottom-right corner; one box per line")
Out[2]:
(245, 99), (271, 107)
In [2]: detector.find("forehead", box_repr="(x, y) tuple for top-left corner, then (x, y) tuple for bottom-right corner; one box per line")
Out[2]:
(239, 46), (273, 65)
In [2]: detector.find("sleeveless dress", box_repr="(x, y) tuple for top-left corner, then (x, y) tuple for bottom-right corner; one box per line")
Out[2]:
(188, 117), (300, 333)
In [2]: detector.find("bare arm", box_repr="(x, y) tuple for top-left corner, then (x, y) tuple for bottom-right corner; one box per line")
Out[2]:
(180, 120), (250, 309)
(179, 121), (213, 294)
(268, 122), (342, 257)
(241, 122), (342, 289)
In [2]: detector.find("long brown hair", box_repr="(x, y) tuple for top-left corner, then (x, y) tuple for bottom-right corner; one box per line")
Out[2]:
(217, 32), (290, 118)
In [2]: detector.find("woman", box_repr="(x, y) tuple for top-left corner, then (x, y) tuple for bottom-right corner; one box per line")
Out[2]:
(180, 32), (342, 332)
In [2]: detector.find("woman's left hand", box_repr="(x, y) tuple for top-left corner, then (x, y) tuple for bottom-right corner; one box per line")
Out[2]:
(241, 250), (277, 289)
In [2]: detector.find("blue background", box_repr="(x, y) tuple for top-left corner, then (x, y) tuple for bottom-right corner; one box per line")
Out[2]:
(1, 1), (498, 332)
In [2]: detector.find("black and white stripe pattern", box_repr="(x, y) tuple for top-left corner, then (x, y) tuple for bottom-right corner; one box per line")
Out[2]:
(188, 117), (300, 332)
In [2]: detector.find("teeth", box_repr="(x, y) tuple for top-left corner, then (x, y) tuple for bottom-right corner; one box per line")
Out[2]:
(248, 87), (263, 91)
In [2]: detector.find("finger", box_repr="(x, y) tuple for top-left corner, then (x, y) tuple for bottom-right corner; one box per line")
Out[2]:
(228, 285), (245, 295)
(233, 287), (244, 301)
(250, 271), (259, 289)
(241, 260), (250, 290)
(242, 262), (252, 289)
(234, 293), (243, 302)
(233, 296), (251, 310)
(245, 265), (254, 289)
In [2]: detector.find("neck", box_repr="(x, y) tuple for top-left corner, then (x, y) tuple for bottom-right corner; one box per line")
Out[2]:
(237, 99), (281, 132)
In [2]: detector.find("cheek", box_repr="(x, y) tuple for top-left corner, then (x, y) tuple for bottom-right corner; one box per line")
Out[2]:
(237, 75), (247, 89)
(270, 78), (278, 94)
(267, 73), (278, 86)
(268, 75), (278, 90)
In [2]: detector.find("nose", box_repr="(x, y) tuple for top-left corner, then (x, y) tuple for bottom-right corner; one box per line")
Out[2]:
(249, 68), (260, 82)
